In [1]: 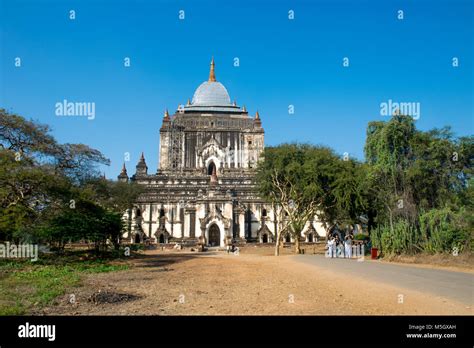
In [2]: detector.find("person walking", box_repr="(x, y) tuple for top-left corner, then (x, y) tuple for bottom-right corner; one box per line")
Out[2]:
(335, 234), (342, 258)
(327, 235), (335, 258)
(344, 233), (353, 258)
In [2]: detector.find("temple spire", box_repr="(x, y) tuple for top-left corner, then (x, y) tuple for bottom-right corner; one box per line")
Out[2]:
(254, 110), (262, 127)
(135, 152), (148, 176)
(121, 162), (127, 174)
(208, 57), (216, 82)
(118, 162), (129, 182)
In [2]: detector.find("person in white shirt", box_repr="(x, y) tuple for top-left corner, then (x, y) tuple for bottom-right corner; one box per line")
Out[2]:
(327, 235), (335, 258)
(344, 233), (353, 258)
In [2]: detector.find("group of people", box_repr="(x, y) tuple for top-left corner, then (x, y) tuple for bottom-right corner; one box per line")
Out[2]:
(326, 232), (354, 258)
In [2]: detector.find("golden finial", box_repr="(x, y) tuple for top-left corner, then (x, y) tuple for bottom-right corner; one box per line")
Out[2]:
(208, 57), (216, 82)
(164, 109), (170, 120)
(187, 98), (191, 106)
(255, 111), (260, 119)
(242, 105), (247, 112)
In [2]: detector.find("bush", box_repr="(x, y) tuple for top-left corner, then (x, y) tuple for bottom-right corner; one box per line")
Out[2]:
(372, 219), (422, 255)
(371, 207), (472, 255)
(129, 244), (145, 252)
(419, 207), (471, 254)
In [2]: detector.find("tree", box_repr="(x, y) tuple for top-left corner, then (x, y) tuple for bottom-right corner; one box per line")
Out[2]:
(0, 149), (71, 241)
(0, 109), (57, 157)
(365, 115), (417, 233)
(43, 198), (123, 252)
(257, 144), (367, 255)
(0, 109), (119, 251)
(365, 115), (473, 255)
(53, 143), (110, 183)
(77, 178), (143, 245)
(323, 159), (368, 230)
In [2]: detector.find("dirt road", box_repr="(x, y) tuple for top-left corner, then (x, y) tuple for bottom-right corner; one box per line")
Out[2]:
(39, 250), (473, 315)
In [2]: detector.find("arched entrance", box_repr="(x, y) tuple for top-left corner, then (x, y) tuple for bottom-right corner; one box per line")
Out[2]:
(208, 162), (216, 175)
(208, 224), (220, 246)
(262, 234), (268, 243)
(285, 234), (291, 243)
(308, 233), (314, 243)
(134, 234), (141, 243)
(159, 234), (165, 244)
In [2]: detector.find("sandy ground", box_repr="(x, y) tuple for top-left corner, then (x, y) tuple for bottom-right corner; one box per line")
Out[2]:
(37, 249), (472, 316)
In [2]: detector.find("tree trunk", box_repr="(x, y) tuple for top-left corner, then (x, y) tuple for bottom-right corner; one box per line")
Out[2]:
(274, 231), (280, 256)
(294, 236), (301, 254)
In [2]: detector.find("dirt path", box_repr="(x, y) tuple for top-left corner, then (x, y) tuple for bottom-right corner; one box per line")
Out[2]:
(39, 250), (472, 315)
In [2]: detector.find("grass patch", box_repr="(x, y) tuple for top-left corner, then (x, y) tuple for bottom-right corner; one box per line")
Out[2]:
(0, 251), (129, 315)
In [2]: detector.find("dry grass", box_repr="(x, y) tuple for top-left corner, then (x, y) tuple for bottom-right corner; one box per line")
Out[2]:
(381, 252), (474, 273)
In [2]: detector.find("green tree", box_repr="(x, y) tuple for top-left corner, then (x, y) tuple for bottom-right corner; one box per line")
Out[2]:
(42, 198), (123, 252)
(0, 109), (115, 249)
(365, 115), (473, 255)
(257, 143), (367, 255)
(77, 178), (143, 245)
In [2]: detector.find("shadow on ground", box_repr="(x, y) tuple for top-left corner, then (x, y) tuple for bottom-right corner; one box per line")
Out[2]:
(130, 251), (219, 271)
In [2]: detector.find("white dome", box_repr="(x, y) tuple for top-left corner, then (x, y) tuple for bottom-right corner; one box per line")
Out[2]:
(191, 81), (231, 106)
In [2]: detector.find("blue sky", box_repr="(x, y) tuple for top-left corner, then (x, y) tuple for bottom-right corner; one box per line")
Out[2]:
(1, 0), (473, 178)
